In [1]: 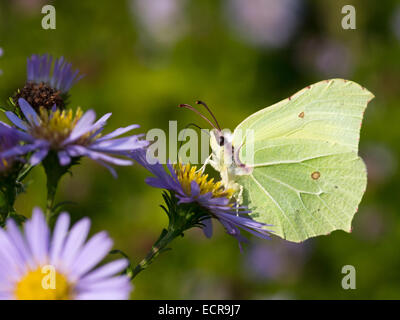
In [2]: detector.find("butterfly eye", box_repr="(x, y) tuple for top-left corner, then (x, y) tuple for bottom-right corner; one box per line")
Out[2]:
(219, 136), (225, 146)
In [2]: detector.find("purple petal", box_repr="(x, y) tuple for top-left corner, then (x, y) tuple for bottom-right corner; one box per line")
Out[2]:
(18, 98), (40, 126)
(79, 259), (129, 284)
(91, 113), (112, 131)
(58, 150), (71, 166)
(93, 159), (118, 178)
(76, 283), (131, 300)
(190, 181), (201, 197)
(5, 112), (28, 131)
(64, 110), (96, 144)
(218, 219), (248, 247)
(24, 208), (49, 265)
(49, 213), (70, 266)
(202, 218), (213, 238)
(96, 125), (140, 142)
(65, 145), (84, 157)
(145, 177), (172, 190)
(76, 275), (131, 293)
(91, 136), (147, 152)
(29, 148), (49, 166)
(70, 231), (113, 278)
(0, 144), (37, 159)
(59, 217), (91, 270)
(68, 113), (112, 145)
(0, 230), (24, 279)
(5, 219), (33, 268)
(77, 147), (133, 166)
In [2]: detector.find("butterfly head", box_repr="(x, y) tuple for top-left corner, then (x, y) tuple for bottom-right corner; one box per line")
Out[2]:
(210, 128), (233, 160)
(178, 101), (251, 175)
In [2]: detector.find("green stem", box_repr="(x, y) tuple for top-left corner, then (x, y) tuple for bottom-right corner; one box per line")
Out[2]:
(0, 186), (15, 224)
(45, 177), (59, 222)
(129, 192), (209, 281)
(0, 172), (20, 224)
(42, 152), (70, 222)
(0, 163), (32, 225)
(130, 228), (179, 280)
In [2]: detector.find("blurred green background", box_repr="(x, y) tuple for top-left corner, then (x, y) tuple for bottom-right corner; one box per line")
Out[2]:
(1, 0), (399, 299)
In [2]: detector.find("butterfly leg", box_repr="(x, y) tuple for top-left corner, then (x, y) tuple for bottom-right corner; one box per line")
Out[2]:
(232, 185), (244, 216)
(197, 154), (213, 173)
(237, 184), (243, 207)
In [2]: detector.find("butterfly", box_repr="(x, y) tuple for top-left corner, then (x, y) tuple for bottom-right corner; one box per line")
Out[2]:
(180, 79), (374, 242)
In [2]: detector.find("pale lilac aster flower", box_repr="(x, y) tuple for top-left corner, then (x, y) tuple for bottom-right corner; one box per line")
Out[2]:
(361, 144), (396, 186)
(4, 98), (148, 177)
(245, 240), (310, 281)
(392, 6), (400, 41)
(13, 0), (44, 14)
(296, 38), (353, 77)
(353, 206), (386, 242)
(130, 0), (187, 46)
(0, 207), (132, 300)
(131, 150), (271, 246)
(225, 0), (303, 48)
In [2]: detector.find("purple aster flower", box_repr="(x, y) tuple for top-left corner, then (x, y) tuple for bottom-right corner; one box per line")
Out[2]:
(14, 54), (83, 112)
(27, 54), (82, 94)
(4, 98), (148, 177)
(0, 122), (30, 217)
(131, 150), (271, 246)
(0, 207), (132, 300)
(0, 122), (28, 174)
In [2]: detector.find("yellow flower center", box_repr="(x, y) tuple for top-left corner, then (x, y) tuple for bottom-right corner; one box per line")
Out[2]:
(14, 266), (73, 300)
(29, 107), (94, 149)
(175, 163), (234, 199)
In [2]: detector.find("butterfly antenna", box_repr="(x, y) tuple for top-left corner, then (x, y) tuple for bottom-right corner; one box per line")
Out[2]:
(196, 100), (221, 131)
(179, 104), (218, 130)
(188, 123), (211, 136)
(184, 122), (204, 132)
(178, 123), (210, 151)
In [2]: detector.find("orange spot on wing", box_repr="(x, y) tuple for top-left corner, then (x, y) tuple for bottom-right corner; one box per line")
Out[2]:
(311, 171), (321, 180)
